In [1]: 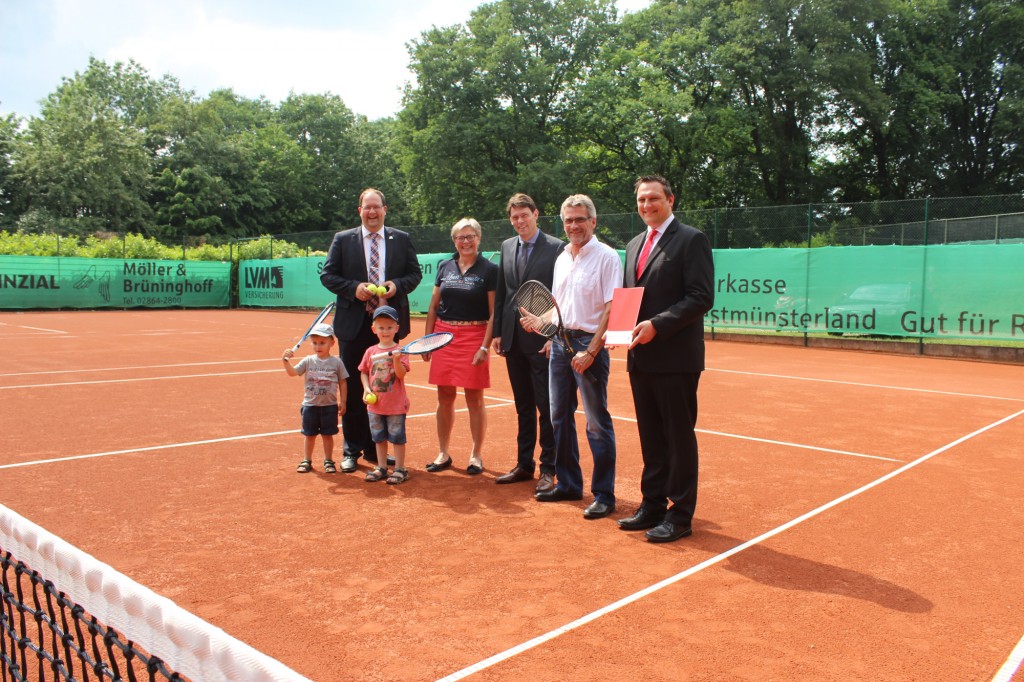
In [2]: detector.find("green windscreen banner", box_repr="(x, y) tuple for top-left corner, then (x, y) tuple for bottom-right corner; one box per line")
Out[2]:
(0, 256), (230, 309)
(709, 243), (1024, 341)
(239, 252), (500, 312)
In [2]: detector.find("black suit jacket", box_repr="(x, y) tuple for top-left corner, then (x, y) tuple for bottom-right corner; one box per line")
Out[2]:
(320, 226), (422, 341)
(624, 218), (714, 373)
(493, 230), (564, 354)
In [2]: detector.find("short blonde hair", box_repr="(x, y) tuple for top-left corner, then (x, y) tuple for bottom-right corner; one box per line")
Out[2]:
(450, 217), (482, 239)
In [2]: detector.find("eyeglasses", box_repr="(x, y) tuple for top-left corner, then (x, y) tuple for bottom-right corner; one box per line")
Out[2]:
(454, 234), (479, 242)
(562, 217), (592, 225)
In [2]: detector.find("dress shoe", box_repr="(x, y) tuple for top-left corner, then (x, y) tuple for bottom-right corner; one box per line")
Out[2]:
(582, 500), (615, 519)
(364, 453), (397, 467)
(426, 456), (453, 472)
(617, 508), (665, 531)
(645, 521), (693, 543)
(535, 472), (555, 493)
(535, 487), (582, 502)
(340, 456), (358, 474)
(495, 466), (533, 484)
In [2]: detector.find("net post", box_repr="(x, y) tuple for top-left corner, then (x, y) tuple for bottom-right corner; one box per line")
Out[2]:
(923, 197), (930, 245)
(806, 203), (813, 248)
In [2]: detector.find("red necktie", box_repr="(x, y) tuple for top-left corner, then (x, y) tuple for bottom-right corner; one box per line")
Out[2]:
(636, 229), (657, 278)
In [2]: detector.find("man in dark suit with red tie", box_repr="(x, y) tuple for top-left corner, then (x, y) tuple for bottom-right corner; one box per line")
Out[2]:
(619, 175), (715, 542)
(492, 193), (564, 493)
(320, 188), (422, 474)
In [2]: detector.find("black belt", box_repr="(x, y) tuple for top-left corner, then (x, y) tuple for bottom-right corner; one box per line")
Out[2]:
(564, 329), (593, 338)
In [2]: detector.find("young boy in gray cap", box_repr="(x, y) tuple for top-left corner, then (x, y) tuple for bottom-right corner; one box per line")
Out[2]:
(282, 322), (348, 473)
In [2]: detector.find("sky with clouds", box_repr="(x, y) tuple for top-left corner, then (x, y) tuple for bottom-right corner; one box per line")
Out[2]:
(1, 0), (651, 122)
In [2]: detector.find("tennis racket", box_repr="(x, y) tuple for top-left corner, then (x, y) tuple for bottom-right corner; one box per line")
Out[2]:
(515, 280), (598, 383)
(291, 302), (336, 351)
(370, 332), (454, 361)
(514, 280), (576, 355)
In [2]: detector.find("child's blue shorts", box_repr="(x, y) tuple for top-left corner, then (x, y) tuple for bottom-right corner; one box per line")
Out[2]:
(368, 412), (407, 445)
(300, 405), (339, 436)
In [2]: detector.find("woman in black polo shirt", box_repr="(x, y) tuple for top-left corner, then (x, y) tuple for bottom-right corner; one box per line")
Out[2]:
(423, 218), (498, 475)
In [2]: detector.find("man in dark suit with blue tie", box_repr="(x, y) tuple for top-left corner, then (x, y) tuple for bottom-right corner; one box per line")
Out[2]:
(320, 188), (422, 474)
(492, 193), (564, 493)
(619, 175), (714, 542)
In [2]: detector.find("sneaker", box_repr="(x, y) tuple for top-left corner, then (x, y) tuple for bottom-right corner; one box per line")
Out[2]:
(340, 456), (358, 473)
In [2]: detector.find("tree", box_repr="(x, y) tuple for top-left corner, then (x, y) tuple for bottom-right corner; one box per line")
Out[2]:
(11, 58), (187, 234)
(150, 91), (272, 238)
(0, 114), (21, 228)
(932, 0), (1024, 194)
(14, 78), (152, 233)
(397, 0), (616, 223)
(277, 93), (367, 229)
(348, 116), (412, 227)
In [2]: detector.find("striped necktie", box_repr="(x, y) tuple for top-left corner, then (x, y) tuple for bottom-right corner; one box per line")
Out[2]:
(366, 232), (381, 312)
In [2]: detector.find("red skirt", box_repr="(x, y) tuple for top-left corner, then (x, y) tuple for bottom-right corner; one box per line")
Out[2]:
(427, 320), (491, 389)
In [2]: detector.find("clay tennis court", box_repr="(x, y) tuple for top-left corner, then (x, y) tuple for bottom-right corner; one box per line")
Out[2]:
(2, 308), (1023, 681)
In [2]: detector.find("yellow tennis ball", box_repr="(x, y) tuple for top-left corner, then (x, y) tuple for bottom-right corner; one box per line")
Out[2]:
(364, 392), (377, 404)
(375, 285), (387, 295)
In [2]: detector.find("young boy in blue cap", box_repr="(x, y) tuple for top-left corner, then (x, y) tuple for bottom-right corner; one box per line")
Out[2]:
(358, 306), (411, 484)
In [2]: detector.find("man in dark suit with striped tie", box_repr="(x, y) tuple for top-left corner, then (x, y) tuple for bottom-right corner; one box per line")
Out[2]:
(492, 193), (564, 493)
(619, 175), (714, 542)
(320, 188), (422, 473)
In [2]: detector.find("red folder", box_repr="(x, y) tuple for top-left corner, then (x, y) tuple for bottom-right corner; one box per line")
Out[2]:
(604, 287), (644, 345)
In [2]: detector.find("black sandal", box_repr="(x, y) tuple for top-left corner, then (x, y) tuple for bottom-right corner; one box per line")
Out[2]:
(386, 468), (409, 485)
(296, 460), (312, 473)
(365, 466), (388, 482)
(323, 459), (337, 474)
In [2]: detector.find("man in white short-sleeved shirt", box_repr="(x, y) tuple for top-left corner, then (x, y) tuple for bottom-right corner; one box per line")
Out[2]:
(526, 194), (623, 520)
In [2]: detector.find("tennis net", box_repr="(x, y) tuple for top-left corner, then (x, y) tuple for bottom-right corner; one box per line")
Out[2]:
(0, 504), (309, 682)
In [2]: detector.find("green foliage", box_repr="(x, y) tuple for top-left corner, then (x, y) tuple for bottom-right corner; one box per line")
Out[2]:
(397, 0), (617, 222)
(3, 1), (1023, 236)
(769, 227), (842, 249)
(0, 229), (228, 260)
(0, 114), (22, 228)
(234, 236), (313, 260)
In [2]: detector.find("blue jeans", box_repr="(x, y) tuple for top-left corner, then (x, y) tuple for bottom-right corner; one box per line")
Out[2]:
(368, 412), (407, 445)
(548, 333), (616, 505)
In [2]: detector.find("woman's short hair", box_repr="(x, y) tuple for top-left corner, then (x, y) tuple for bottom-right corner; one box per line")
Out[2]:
(451, 217), (483, 239)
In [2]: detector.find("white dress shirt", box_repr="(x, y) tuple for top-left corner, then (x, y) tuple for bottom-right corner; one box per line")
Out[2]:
(552, 237), (623, 332)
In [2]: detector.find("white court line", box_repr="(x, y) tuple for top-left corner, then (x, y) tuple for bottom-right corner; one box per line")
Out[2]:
(992, 633), (1024, 682)
(6, 354), (1017, 402)
(612, 415), (901, 463)
(698, 428), (902, 463)
(0, 322), (70, 334)
(708, 367), (1024, 403)
(0, 431), (297, 470)
(0, 397), (879, 471)
(0, 402), (515, 470)
(0, 370), (280, 390)
(0, 359), (276, 378)
(610, 411), (901, 458)
(436, 407), (1024, 682)
(608, 357), (1022, 402)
